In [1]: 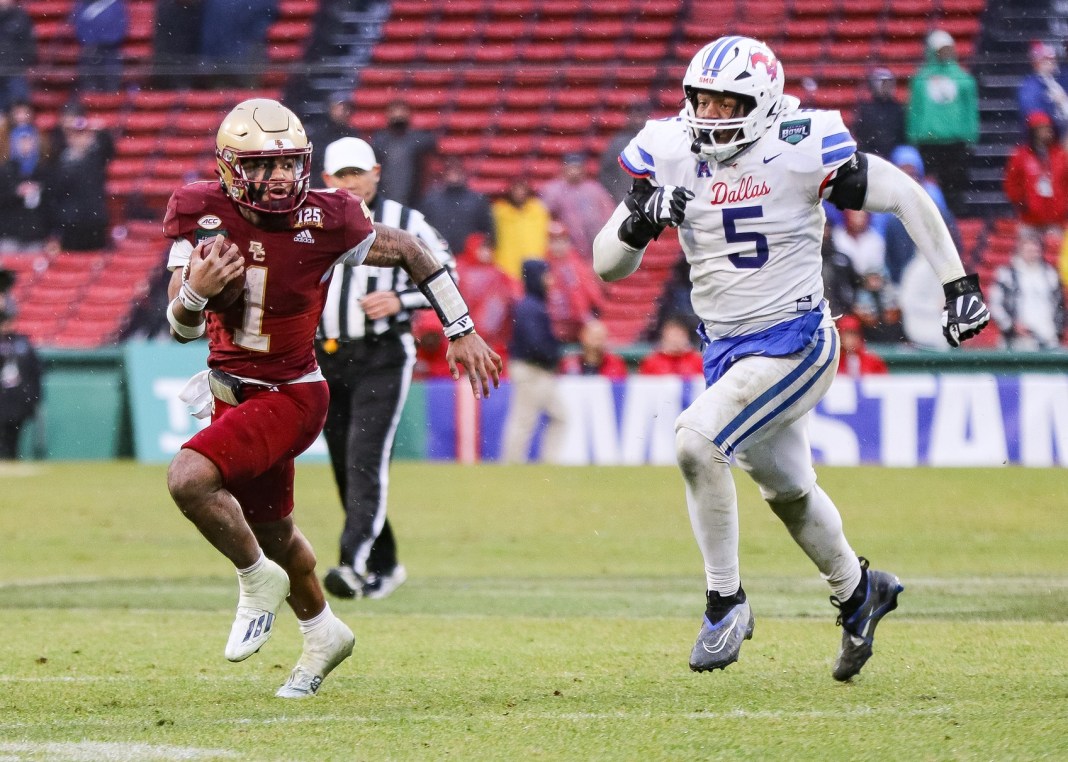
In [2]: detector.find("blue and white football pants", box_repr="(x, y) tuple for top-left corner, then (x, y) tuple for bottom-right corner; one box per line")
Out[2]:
(675, 324), (862, 602)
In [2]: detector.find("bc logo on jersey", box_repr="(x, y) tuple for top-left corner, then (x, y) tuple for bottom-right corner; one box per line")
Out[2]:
(779, 120), (811, 145)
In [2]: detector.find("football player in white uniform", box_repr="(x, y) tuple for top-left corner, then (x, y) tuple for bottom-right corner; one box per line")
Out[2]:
(594, 36), (990, 680)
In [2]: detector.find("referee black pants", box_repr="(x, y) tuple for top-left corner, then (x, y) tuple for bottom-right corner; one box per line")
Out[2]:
(316, 331), (415, 575)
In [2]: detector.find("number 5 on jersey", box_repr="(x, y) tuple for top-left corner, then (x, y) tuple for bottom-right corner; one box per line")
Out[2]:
(724, 206), (769, 269)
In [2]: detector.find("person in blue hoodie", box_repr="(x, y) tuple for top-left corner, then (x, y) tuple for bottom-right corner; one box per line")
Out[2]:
(501, 259), (567, 463)
(872, 145), (962, 284)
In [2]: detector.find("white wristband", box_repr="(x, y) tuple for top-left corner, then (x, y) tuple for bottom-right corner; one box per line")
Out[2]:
(179, 280), (208, 312)
(168, 298), (206, 339)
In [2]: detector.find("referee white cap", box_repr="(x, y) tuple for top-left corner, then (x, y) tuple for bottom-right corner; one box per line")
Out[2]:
(324, 137), (378, 175)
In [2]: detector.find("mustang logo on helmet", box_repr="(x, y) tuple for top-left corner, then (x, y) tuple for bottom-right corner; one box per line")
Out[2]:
(749, 50), (779, 82)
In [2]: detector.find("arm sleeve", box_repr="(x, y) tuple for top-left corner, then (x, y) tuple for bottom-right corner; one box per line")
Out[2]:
(859, 153), (966, 285)
(592, 202), (646, 282)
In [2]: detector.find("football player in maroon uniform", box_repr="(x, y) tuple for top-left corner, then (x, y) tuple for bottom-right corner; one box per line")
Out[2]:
(163, 99), (501, 698)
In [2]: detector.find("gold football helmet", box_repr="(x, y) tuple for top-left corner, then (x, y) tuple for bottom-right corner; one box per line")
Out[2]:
(216, 98), (312, 214)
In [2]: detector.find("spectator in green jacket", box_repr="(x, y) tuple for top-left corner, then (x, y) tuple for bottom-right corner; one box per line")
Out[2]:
(906, 29), (979, 217)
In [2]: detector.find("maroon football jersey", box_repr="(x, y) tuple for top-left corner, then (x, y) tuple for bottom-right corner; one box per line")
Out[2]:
(164, 182), (375, 382)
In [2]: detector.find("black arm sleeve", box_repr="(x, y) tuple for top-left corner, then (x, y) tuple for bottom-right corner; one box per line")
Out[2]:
(826, 151), (869, 211)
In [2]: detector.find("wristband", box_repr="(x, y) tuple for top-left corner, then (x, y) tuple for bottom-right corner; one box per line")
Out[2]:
(179, 280), (209, 312)
(417, 268), (476, 339)
(168, 297), (206, 339)
(942, 273), (981, 298)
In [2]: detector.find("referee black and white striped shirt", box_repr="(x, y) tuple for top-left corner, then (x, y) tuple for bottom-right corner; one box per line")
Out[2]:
(318, 194), (454, 341)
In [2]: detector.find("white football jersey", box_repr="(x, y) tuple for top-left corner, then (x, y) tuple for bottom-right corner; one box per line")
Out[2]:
(620, 98), (856, 339)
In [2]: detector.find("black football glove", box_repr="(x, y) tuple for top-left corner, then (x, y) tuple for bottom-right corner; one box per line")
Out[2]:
(619, 180), (695, 248)
(941, 273), (991, 347)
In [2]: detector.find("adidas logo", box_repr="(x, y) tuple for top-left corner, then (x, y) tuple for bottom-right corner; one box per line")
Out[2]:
(293, 230), (315, 244)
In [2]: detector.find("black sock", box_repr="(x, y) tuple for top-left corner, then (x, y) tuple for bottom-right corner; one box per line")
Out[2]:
(705, 588), (746, 623)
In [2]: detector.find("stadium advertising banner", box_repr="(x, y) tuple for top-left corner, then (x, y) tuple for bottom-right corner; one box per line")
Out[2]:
(125, 343), (1068, 466)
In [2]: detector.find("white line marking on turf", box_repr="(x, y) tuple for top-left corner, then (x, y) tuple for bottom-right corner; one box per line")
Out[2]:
(0, 741), (236, 760)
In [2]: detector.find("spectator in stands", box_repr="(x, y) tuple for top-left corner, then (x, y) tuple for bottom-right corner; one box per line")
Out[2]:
(411, 309), (453, 380)
(646, 255), (700, 342)
(538, 152), (615, 260)
(821, 220), (861, 317)
(199, 0), (276, 88)
(501, 259), (566, 464)
(560, 317), (627, 381)
(898, 254), (951, 351)
(545, 220), (605, 344)
(638, 315), (704, 376)
(419, 156), (494, 256)
(454, 232), (519, 361)
(1003, 111), (1068, 242)
(989, 228), (1066, 350)
(831, 209), (886, 278)
(0, 103), (51, 252)
(152, 0), (204, 89)
(875, 145), (961, 284)
(0, 283), (41, 459)
(0, 0), (36, 113)
(47, 115), (113, 251)
(854, 266), (906, 345)
(371, 99), (436, 207)
(836, 313), (888, 377)
(306, 92), (355, 185)
(491, 177), (549, 280)
(906, 29), (979, 217)
(599, 100), (648, 203)
(851, 68), (906, 160)
(70, 0), (129, 93)
(1016, 41), (1068, 140)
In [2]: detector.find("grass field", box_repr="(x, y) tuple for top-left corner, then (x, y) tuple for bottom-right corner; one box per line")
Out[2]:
(1, 461), (1066, 761)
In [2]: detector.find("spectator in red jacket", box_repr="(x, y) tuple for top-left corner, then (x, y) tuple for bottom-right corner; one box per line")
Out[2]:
(1003, 111), (1068, 240)
(545, 220), (605, 343)
(455, 232), (520, 361)
(560, 318), (628, 381)
(836, 313), (888, 376)
(638, 315), (704, 376)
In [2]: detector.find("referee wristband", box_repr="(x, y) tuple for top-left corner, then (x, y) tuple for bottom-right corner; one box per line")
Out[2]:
(417, 268), (475, 340)
(168, 298), (206, 339)
(179, 280), (209, 312)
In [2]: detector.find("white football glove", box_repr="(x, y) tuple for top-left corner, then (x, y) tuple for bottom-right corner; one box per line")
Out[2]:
(636, 184), (695, 229)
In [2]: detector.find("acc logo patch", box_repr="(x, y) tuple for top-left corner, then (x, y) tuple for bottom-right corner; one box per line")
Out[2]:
(197, 215), (222, 229)
(779, 119), (811, 145)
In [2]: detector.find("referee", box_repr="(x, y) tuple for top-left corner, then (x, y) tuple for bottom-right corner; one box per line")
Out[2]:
(317, 137), (454, 599)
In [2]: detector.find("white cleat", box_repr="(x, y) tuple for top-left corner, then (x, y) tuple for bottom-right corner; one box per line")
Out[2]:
(224, 558), (290, 662)
(275, 616), (355, 699)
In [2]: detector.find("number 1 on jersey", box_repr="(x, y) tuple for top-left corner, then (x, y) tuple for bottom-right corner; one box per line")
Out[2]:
(724, 206), (770, 269)
(235, 265), (269, 351)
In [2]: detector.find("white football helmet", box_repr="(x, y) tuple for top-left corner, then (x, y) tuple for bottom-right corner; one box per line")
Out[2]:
(216, 98), (312, 214)
(681, 36), (785, 163)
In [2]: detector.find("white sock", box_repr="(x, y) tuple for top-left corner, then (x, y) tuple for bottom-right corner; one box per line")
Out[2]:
(298, 602), (333, 635)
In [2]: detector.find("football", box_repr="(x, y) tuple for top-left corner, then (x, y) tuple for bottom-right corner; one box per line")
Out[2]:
(206, 272), (247, 312)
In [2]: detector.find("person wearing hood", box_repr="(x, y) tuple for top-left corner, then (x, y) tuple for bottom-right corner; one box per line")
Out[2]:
(501, 259), (567, 464)
(851, 68), (906, 160)
(0, 103), (52, 252)
(419, 156), (495, 255)
(1003, 111), (1068, 240)
(905, 30), (979, 216)
(1016, 41), (1068, 139)
(835, 314), (887, 377)
(369, 99), (436, 207)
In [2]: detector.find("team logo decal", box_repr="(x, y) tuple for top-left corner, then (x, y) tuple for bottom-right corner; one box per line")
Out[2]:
(779, 119), (811, 145)
(750, 49), (779, 82)
(249, 241), (266, 261)
(197, 215), (222, 229)
(293, 229), (316, 244)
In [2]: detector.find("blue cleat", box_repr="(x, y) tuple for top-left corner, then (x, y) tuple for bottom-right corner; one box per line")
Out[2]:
(831, 557), (904, 681)
(689, 590), (755, 672)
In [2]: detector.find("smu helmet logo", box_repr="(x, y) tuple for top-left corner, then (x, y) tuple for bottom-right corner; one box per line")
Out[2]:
(750, 49), (779, 82)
